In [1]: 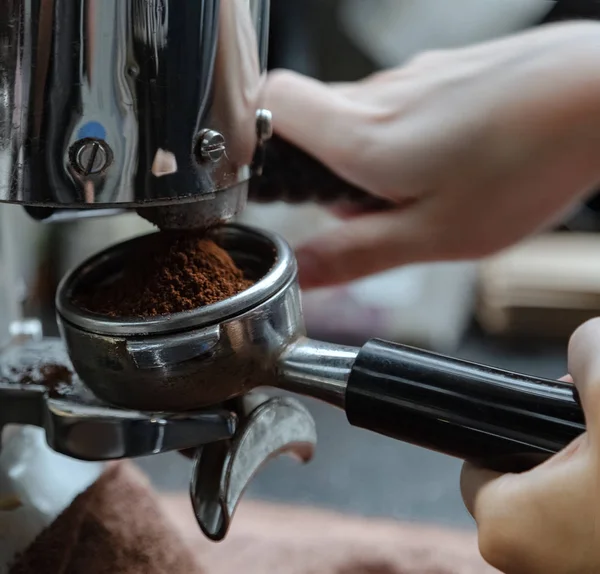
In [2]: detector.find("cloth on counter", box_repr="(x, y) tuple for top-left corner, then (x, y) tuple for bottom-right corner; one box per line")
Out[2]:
(10, 461), (498, 573)
(0, 426), (103, 573)
(9, 463), (201, 574)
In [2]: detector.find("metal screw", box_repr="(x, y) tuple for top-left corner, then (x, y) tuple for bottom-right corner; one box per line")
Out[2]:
(70, 139), (112, 175)
(255, 109), (273, 143)
(197, 130), (226, 163)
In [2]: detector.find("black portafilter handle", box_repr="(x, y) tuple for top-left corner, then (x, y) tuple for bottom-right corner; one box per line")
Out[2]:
(345, 339), (586, 472)
(249, 134), (393, 211)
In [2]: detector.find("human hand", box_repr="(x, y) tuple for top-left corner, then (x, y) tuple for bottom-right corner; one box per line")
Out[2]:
(461, 318), (600, 574)
(264, 22), (600, 289)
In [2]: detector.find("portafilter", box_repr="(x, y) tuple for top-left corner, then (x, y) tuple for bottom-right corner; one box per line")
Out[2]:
(56, 223), (586, 475)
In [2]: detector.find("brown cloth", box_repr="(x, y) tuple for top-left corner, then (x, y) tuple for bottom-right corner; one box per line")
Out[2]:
(11, 462), (499, 574)
(9, 463), (202, 574)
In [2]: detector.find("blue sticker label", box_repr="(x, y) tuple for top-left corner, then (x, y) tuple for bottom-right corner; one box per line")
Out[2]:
(77, 121), (107, 140)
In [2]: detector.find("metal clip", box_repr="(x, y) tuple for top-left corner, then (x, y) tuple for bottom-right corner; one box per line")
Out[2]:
(250, 109), (273, 177)
(190, 394), (317, 541)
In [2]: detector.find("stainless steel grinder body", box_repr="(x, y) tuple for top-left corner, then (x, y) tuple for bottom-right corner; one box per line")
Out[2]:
(0, 0), (270, 227)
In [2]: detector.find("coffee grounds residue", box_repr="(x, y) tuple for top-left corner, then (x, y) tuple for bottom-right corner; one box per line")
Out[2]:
(9, 363), (73, 396)
(73, 233), (254, 318)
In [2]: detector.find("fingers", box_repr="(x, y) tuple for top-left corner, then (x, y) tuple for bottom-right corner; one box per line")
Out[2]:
(568, 317), (600, 436)
(461, 374), (582, 518)
(459, 355), (591, 574)
(295, 208), (434, 289)
(460, 363), (590, 572)
(461, 464), (538, 573)
(460, 462), (502, 519)
(263, 70), (373, 181)
(461, 454), (590, 574)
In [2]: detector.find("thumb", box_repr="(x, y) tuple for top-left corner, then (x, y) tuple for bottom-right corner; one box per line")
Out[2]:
(295, 208), (434, 289)
(460, 375), (581, 521)
(460, 462), (501, 519)
(568, 317), (600, 439)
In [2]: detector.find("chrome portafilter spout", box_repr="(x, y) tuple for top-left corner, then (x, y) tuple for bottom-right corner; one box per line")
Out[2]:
(56, 224), (586, 494)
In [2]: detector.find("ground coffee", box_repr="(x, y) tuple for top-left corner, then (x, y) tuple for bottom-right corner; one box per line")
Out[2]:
(0, 340), (77, 398)
(3, 363), (73, 398)
(73, 233), (254, 317)
(11, 364), (73, 395)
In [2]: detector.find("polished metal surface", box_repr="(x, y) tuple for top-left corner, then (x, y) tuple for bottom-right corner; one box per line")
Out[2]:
(134, 184), (247, 230)
(47, 397), (236, 461)
(191, 395), (317, 541)
(0, 338), (238, 461)
(278, 338), (357, 409)
(0, 0), (270, 220)
(56, 224), (303, 411)
(255, 109), (274, 144)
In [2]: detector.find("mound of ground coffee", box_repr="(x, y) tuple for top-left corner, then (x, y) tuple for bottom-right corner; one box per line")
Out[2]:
(73, 233), (254, 317)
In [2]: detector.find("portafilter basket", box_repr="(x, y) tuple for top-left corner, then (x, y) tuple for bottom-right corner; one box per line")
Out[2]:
(57, 223), (586, 473)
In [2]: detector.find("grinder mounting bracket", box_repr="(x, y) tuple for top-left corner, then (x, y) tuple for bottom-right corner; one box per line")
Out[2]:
(0, 334), (317, 541)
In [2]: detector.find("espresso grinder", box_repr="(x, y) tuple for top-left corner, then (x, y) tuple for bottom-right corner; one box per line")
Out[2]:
(0, 0), (586, 541)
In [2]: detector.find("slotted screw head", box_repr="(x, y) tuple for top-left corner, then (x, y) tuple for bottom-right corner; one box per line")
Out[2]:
(70, 139), (112, 175)
(197, 130), (226, 163)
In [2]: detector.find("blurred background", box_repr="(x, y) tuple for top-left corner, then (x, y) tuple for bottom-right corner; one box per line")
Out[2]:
(5, 0), (600, 530)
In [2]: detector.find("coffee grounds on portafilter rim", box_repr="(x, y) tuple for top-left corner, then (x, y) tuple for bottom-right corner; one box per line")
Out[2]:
(72, 232), (254, 318)
(11, 364), (72, 394)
